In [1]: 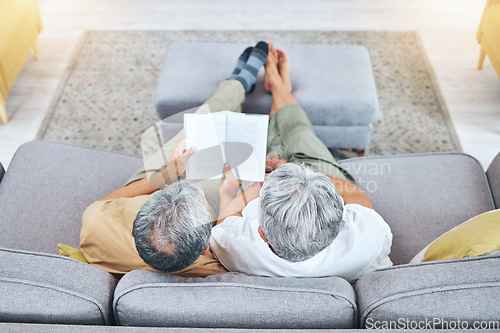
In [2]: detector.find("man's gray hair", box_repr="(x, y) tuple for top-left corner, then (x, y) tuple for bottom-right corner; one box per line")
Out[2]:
(132, 180), (212, 272)
(259, 163), (344, 262)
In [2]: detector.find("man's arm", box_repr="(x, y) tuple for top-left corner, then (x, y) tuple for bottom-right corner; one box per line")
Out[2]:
(324, 174), (374, 209)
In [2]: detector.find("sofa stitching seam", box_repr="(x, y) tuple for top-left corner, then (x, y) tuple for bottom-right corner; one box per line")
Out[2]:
(339, 152), (475, 163)
(1, 248), (78, 263)
(1, 247), (88, 265)
(369, 254), (500, 273)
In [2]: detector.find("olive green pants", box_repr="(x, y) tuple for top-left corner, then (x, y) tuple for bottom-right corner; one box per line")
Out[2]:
(126, 79), (355, 215)
(266, 103), (356, 184)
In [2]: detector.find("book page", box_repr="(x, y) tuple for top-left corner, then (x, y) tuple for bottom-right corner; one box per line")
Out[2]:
(226, 112), (269, 182)
(184, 112), (228, 179)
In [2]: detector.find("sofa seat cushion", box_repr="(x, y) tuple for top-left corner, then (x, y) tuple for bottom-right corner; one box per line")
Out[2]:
(0, 248), (116, 325)
(339, 152), (496, 265)
(0, 141), (142, 254)
(355, 254), (500, 329)
(114, 270), (357, 329)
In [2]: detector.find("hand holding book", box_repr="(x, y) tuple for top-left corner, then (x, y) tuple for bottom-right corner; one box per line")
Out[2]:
(218, 162), (242, 204)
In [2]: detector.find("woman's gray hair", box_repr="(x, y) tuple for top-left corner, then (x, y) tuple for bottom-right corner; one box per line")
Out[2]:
(259, 163), (344, 262)
(132, 180), (212, 272)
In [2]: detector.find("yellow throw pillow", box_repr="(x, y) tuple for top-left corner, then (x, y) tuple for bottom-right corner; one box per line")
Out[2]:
(409, 209), (500, 263)
(58, 243), (90, 264)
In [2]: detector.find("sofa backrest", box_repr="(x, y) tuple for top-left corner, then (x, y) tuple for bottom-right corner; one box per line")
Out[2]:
(0, 161), (4, 183)
(486, 153), (500, 209)
(339, 152), (495, 265)
(0, 141), (143, 254)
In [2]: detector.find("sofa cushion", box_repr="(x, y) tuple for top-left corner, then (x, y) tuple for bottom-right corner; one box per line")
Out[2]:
(114, 270), (357, 329)
(355, 254), (500, 329)
(487, 152), (500, 209)
(0, 161), (4, 183)
(409, 209), (500, 263)
(339, 152), (496, 265)
(0, 248), (116, 325)
(0, 141), (142, 254)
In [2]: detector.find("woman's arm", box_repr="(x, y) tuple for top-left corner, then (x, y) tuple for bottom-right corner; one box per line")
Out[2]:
(324, 174), (374, 209)
(216, 182), (262, 225)
(216, 163), (262, 225)
(101, 176), (162, 200)
(215, 154), (288, 224)
(101, 143), (196, 200)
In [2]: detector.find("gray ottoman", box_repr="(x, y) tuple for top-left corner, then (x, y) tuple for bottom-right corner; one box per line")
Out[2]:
(155, 42), (379, 150)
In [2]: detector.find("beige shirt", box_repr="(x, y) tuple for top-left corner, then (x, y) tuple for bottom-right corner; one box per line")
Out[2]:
(80, 195), (227, 277)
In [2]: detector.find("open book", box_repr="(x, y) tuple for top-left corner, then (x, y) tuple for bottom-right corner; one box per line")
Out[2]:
(184, 111), (269, 182)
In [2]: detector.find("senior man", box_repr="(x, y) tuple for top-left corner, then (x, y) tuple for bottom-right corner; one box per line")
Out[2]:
(210, 43), (393, 283)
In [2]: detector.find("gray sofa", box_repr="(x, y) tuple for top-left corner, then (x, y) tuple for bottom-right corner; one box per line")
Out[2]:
(0, 140), (499, 329)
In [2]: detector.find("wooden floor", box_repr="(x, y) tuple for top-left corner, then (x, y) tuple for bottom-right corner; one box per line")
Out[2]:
(1, 0), (499, 169)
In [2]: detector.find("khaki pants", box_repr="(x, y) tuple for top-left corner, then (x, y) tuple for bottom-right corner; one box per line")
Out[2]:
(126, 79), (355, 214)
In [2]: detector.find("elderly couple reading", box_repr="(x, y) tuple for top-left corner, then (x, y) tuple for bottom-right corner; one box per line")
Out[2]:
(81, 41), (393, 283)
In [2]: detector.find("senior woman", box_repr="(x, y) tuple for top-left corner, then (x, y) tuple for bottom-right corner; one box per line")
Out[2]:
(210, 44), (393, 283)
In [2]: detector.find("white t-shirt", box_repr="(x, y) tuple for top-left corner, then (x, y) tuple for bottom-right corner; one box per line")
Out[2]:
(210, 197), (393, 282)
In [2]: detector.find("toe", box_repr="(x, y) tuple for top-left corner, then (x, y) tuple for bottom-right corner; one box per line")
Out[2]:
(278, 49), (289, 64)
(265, 48), (278, 66)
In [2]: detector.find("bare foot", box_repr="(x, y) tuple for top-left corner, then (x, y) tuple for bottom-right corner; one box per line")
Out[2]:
(264, 43), (279, 92)
(278, 50), (292, 93)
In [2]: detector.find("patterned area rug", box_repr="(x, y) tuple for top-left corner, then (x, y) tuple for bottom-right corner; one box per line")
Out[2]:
(37, 30), (462, 156)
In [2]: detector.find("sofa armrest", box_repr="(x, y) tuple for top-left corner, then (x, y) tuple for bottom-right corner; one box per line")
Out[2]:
(355, 255), (500, 329)
(0, 162), (4, 183)
(114, 270), (357, 329)
(0, 248), (116, 325)
(487, 153), (500, 208)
